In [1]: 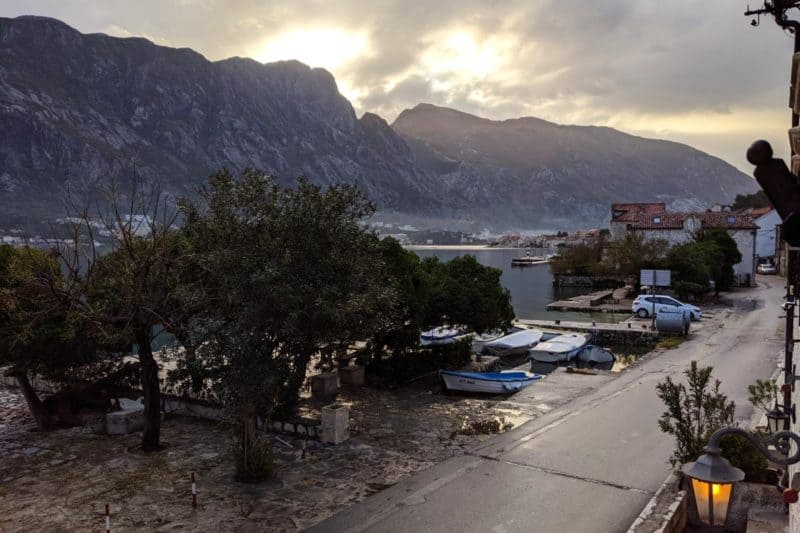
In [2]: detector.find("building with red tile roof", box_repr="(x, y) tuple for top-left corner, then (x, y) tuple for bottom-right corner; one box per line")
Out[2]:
(609, 205), (759, 286)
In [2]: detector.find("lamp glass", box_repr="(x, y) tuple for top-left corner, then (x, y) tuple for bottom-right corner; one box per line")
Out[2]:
(767, 411), (781, 434)
(691, 478), (732, 526)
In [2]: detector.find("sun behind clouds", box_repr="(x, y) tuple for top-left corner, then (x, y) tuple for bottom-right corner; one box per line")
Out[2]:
(256, 27), (369, 71)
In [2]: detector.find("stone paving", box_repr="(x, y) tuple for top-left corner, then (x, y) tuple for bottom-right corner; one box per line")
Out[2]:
(0, 360), (619, 532)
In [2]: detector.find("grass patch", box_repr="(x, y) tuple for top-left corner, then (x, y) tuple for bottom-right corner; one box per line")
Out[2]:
(657, 336), (685, 350)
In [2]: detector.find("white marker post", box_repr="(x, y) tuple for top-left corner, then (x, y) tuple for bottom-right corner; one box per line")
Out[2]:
(191, 472), (197, 509)
(105, 503), (111, 533)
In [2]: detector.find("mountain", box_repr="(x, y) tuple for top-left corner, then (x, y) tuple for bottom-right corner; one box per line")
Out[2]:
(0, 16), (450, 228)
(392, 104), (758, 230)
(0, 16), (757, 232)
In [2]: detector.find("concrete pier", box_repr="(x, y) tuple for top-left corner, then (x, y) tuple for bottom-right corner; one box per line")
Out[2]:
(516, 318), (658, 343)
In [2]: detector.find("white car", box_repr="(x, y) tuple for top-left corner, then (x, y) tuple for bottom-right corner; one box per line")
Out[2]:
(632, 295), (701, 321)
(757, 263), (777, 275)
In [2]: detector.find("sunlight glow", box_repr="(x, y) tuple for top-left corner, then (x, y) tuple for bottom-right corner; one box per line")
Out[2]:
(257, 28), (369, 70)
(420, 30), (512, 82)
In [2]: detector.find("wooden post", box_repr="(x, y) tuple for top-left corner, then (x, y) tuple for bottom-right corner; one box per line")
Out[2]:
(191, 472), (197, 509)
(105, 503), (111, 533)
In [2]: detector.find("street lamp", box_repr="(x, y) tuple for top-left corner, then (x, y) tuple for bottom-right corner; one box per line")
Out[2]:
(767, 402), (791, 434)
(683, 427), (800, 529)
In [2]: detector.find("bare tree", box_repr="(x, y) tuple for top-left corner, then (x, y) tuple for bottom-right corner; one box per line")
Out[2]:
(37, 177), (192, 451)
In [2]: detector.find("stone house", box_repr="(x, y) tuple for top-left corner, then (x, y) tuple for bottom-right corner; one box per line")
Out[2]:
(610, 203), (758, 286)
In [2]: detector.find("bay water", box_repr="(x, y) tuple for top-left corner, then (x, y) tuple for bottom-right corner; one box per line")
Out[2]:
(409, 246), (621, 322)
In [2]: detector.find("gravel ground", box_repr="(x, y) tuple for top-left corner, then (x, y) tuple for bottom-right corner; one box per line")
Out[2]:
(0, 347), (630, 531)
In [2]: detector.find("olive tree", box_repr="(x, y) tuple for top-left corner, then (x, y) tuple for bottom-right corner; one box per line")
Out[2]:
(174, 169), (394, 481)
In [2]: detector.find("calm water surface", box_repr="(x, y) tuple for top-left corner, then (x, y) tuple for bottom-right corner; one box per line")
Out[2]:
(410, 247), (620, 322)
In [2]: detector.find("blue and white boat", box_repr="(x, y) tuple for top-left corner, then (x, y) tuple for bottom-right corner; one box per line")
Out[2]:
(439, 370), (543, 394)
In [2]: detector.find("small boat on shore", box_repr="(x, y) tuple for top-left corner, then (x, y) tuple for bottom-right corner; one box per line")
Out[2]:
(420, 326), (467, 345)
(482, 329), (544, 357)
(439, 370), (542, 394)
(528, 333), (588, 364)
(576, 345), (616, 370)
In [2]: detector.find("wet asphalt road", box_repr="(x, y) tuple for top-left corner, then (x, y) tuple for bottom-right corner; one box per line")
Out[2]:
(309, 277), (786, 533)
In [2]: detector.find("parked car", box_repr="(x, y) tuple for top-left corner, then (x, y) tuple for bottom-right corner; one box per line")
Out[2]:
(632, 295), (701, 320)
(757, 263), (777, 275)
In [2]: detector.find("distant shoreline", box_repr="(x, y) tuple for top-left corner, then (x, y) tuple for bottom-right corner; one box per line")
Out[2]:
(404, 244), (522, 251)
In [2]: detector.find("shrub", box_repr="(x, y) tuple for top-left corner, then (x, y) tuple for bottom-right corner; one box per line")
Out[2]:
(364, 337), (473, 386)
(656, 362), (770, 481)
(233, 435), (275, 482)
(656, 361), (735, 467)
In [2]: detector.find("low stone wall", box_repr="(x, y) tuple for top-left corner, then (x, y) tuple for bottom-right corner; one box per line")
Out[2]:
(552, 274), (624, 287)
(3, 370), (324, 440)
(626, 471), (687, 533)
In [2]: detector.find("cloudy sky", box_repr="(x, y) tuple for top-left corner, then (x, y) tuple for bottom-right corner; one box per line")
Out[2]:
(2, 1), (798, 172)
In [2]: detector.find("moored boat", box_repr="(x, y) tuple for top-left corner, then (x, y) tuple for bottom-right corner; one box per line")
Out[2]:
(576, 344), (616, 370)
(528, 333), (588, 364)
(482, 328), (544, 357)
(439, 370), (543, 394)
(420, 326), (467, 345)
(511, 256), (546, 266)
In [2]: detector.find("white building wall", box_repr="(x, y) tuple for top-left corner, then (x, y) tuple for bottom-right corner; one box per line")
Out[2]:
(632, 228), (756, 285)
(730, 229), (756, 282)
(755, 210), (781, 259)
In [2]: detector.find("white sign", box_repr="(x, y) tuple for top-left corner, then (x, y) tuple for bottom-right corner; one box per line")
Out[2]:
(640, 269), (671, 287)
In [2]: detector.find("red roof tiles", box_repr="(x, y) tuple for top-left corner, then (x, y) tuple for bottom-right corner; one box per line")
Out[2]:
(611, 203), (667, 222)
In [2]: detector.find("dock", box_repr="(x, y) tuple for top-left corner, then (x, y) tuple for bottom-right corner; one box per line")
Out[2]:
(515, 318), (659, 343)
(546, 288), (632, 313)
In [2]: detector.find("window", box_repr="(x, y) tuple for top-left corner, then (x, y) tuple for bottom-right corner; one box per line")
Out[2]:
(652, 216), (661, 224)
(727, 215), (735, 224)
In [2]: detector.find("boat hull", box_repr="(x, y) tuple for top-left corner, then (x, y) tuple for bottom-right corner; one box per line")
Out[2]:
(482, 329), (544, 357)
(528, 333), (587, 363)
(439, 370), (542, 394)
(576, 345), (616, 370)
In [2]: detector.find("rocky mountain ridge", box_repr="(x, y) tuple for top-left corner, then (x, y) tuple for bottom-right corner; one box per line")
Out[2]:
(0, 16), (757, 232)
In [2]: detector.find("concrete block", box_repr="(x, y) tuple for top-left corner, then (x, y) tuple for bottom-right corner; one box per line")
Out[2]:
(311, 373), (339, 400)
(339, 365), (365, 386)
(107, 407), (145, 435)
(321, 404), (349, 444)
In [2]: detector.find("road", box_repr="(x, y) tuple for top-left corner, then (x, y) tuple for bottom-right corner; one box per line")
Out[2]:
(309, 277), (786, 533)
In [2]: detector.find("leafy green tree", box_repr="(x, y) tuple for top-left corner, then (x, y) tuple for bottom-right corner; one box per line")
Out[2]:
(175, 169), (395, 481)
(696, 229), (742, 294)
(607, 233), (668, 280)
(732, 191), (770, 210)
(425, 254), (514, 334)
(549, 242), (606, 276)
(667, 242), (712, 299)
(0, 245), (110, 429)
(362, 240), (514, 382)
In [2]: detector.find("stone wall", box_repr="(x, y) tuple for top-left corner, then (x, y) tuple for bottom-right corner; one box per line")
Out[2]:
(551, 274), (623, 287)
(790, 334), (800, 533)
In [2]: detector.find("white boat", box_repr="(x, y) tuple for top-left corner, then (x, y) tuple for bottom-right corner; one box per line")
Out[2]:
(420, 326), (467, 345)
(482, 329), (544, 357)
(439, 370), (543, 394)
(576, 345), (616, 370)
(528, 333), (588, 363)
(511, 256), (546, 267)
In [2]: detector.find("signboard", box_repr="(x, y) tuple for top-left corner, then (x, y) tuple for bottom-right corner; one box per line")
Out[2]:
(640, 269), (671, 287)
